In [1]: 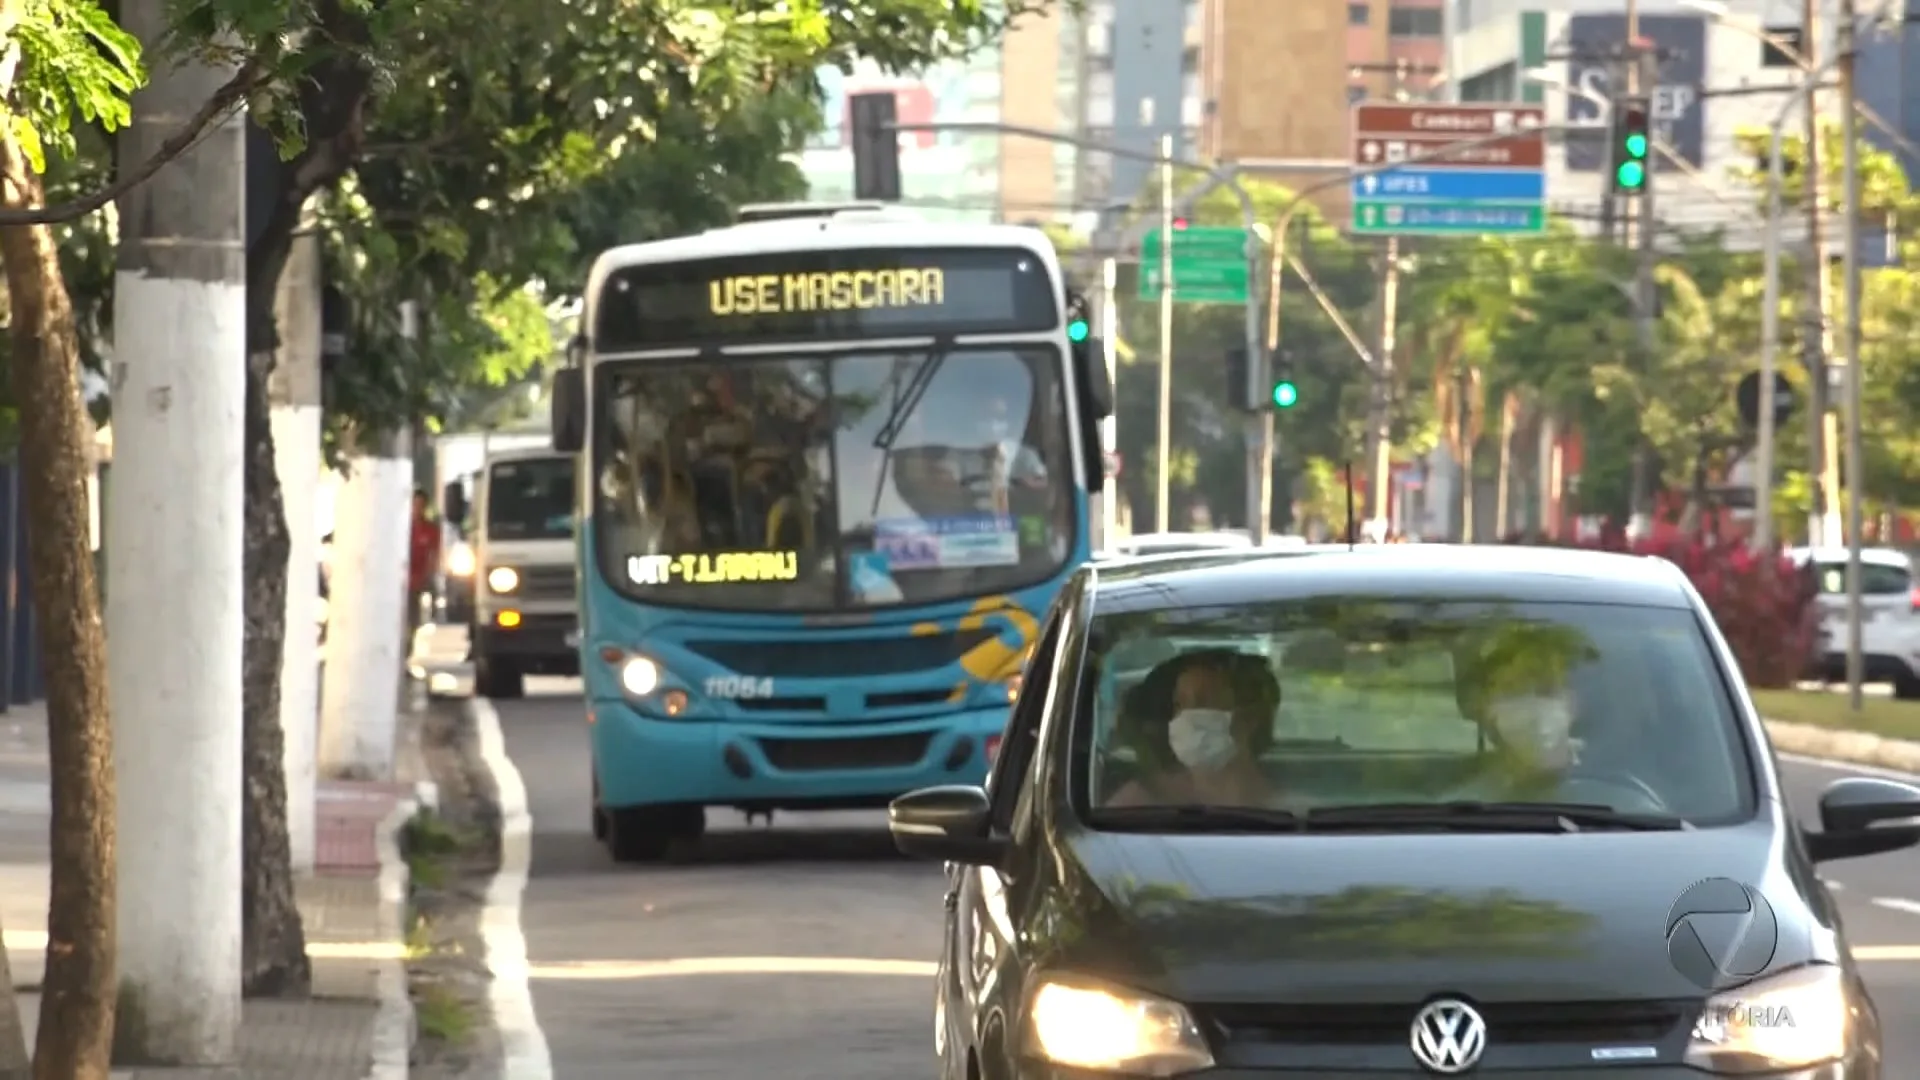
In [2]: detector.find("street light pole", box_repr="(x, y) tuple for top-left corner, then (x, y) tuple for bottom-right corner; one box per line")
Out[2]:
(1839, 0), (1867, 709)
(1156, 135), (1175, 534)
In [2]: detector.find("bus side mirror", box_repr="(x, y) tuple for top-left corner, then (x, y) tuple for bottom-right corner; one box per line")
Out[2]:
(1072, 336), (1112, 488)
(441, 482), (468, 531)
(552, 368), (585, 453)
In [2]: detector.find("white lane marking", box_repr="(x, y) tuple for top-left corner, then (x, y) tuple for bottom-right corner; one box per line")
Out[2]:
(1825, 880), (1845, 892)
(472, 697), (554, 1080)
(1778, 752), (1920, 781)
(1872, 897), (1920, 916)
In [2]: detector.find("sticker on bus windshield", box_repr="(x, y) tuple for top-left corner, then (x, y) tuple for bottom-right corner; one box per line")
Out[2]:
(874, 516), (1019, 571)
(628, 551), (798, 586)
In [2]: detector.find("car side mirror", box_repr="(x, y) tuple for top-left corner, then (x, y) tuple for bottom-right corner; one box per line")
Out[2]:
(1807, 777), (1920, 863)
(889, 785), (1004, 866)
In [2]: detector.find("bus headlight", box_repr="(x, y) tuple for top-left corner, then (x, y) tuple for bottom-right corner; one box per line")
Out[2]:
(1025, 978), (1213, 1077)
(619, 655), (661, 697)
(447, 543), (475, 578)
(487, 566), (520, 593)
(1684, 965), (1848, 1073)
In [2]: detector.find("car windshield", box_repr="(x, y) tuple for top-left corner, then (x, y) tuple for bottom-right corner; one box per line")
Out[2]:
(485, 457), (575, 541)
(591, 347), (1075, 612)
(1075, 597), (1754, 827)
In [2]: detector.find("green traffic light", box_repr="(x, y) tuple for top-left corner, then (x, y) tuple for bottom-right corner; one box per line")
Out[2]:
(1616, 161), (1646, 189)
(1272, 381), (1298, 409)
(1624, 133), (1648, 159)
(1067, 320), (1089, 343)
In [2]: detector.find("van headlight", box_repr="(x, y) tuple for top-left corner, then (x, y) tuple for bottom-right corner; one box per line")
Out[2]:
(1684, 964), (1849, 1073)
(1024, 978), (1213, 1077)
(487, 566), (520, 593)
(447, 543), (475, 578)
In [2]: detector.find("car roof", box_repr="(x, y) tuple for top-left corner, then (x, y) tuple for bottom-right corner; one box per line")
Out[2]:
(1084, 543), (1696, 614)
(1787, 545), (1910, 570)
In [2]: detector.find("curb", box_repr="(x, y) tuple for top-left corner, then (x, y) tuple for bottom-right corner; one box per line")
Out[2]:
(367, 794), (419, 1080)
(1765, 719), (1920, 775)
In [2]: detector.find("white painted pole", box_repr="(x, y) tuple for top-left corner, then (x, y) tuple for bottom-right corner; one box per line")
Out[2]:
(317, 436), (412, 778)
(108, 0), (245, 1060)
(271, 225), (323, 873)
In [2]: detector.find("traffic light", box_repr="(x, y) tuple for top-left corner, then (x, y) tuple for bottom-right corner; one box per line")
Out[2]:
(1611, 98), (1651, 196)
(1271, 350), (1298, 410)
(1065, 292), (1090, 343)
(849, 91), (902, 201)
(1225, 346), (1254, 411)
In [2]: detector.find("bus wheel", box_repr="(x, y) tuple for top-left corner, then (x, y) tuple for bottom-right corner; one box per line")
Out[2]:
(606, 804), (704, 864)
(591, 774), (608, 840)
(476, 656), (525, 699)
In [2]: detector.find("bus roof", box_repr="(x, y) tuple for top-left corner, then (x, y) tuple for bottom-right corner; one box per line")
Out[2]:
(582, 215), (1062, 296)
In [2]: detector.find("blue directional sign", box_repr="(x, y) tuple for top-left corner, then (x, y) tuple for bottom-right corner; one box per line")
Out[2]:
(1350, 102), (1548, 237)
(1351, 168), (1546, 201)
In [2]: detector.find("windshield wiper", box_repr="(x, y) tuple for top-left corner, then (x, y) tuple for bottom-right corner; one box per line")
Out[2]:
(869, 342), (953, 516)
(1303, 801), (1688, 833)
(1087, 804), (1303, 833)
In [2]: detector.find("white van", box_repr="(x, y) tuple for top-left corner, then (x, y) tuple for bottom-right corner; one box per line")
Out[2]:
(448, 447), (579, 698)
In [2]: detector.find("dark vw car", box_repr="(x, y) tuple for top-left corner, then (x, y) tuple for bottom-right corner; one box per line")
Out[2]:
(889, 546), (1920, 1078)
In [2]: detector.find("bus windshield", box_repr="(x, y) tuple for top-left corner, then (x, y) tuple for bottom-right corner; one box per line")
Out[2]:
(486, 457), (575, 541)
(591, 346), (1075, 612)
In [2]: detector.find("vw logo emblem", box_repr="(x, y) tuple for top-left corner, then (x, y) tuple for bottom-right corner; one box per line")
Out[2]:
(1410, 998), (1488, 1074)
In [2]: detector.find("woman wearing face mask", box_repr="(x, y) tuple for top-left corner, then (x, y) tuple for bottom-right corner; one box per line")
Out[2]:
(1105, 651), (1275, 807)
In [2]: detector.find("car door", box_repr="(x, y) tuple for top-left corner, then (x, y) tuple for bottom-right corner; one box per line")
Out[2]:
(945, 584), (1076, 1066)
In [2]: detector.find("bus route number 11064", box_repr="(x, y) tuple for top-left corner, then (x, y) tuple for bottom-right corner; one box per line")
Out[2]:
(705, 675), (776, 700)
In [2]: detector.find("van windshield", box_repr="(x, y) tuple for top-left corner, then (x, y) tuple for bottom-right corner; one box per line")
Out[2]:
(1077, 598), (1755, 827)
(486, 457), (575, 541)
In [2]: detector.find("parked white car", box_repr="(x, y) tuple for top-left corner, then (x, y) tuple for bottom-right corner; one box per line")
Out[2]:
(1788, 545), (1920, 698)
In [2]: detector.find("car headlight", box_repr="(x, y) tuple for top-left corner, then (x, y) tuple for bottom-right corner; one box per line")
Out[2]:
(1684, 964), (1848, 1073)
(487, 566), (520, 593)
(619, 655), (661, 697)
(1025, 978), (1213, 1078)
(447, 543), (475, 578)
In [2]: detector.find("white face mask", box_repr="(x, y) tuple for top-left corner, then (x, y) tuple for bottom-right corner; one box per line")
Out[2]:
(1488, 694), (1581, 768)
(1167, 708), (1238, 770)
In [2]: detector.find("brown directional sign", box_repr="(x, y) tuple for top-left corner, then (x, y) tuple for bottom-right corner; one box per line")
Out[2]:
(1349, 133), (1546, 170)
(1352, 102), (1547, 137)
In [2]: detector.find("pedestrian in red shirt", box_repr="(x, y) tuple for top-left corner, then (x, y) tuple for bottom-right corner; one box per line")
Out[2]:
(408, 490), (438, 636)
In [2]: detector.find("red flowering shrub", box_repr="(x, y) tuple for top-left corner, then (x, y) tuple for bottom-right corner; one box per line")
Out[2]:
(1501, 535), (1817, 688)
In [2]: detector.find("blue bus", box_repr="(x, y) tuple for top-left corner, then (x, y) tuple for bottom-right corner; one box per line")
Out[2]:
(548, 205), (1112, 861)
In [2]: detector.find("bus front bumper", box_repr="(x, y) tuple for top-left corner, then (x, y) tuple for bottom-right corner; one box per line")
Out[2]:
(589, 701), (1010, 810)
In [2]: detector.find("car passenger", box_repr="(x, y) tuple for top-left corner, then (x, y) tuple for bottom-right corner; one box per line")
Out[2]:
(1105, 649), (1275, 808)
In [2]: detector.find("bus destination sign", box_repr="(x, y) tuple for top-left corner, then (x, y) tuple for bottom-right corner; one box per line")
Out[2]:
(594, 247), (1058, 349)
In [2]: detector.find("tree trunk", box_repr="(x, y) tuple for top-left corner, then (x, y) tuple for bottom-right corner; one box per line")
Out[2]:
(238, 183), (312, 996)
(0, 133), (117, 1080)
(0, 909), (29, 1079)
(240, 339), (309, 996)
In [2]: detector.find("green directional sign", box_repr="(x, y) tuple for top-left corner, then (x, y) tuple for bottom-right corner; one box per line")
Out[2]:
(1139, 226), (1251, 305)
(1351, 201), (1545, 236)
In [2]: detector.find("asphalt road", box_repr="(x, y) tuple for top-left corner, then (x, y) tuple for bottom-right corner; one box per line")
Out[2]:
(489, 679), (1920, 1079)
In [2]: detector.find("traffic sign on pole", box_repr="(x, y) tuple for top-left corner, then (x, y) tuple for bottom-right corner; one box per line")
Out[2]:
(1349, 103), (1548, 237)
(1139, 224), (1251, 304)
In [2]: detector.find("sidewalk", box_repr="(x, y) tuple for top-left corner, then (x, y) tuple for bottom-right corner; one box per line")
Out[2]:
(0, 701), (423, 1078)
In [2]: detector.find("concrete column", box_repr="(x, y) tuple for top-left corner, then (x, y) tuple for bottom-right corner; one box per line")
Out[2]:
(270, 224), (322, 874)
(318, 429), (413, 778)
(108, 0), (246, 1060)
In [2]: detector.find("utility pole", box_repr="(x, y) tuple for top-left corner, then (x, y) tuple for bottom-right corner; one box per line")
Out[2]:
(1802, 0), (1843, 547)
(1839, 0), (1867, 708)
(1155, 134), (1174, 533)
(1098, 255), (1120, 547)
(1620, 2), (1658, 541)
(1366, 62), (1415, 541)
(109, 0), (246, 1062)
(270, 215), (323, 874)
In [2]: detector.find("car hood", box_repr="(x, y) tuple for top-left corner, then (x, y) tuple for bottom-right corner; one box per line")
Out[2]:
(1047, 814), (1839, 1004)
